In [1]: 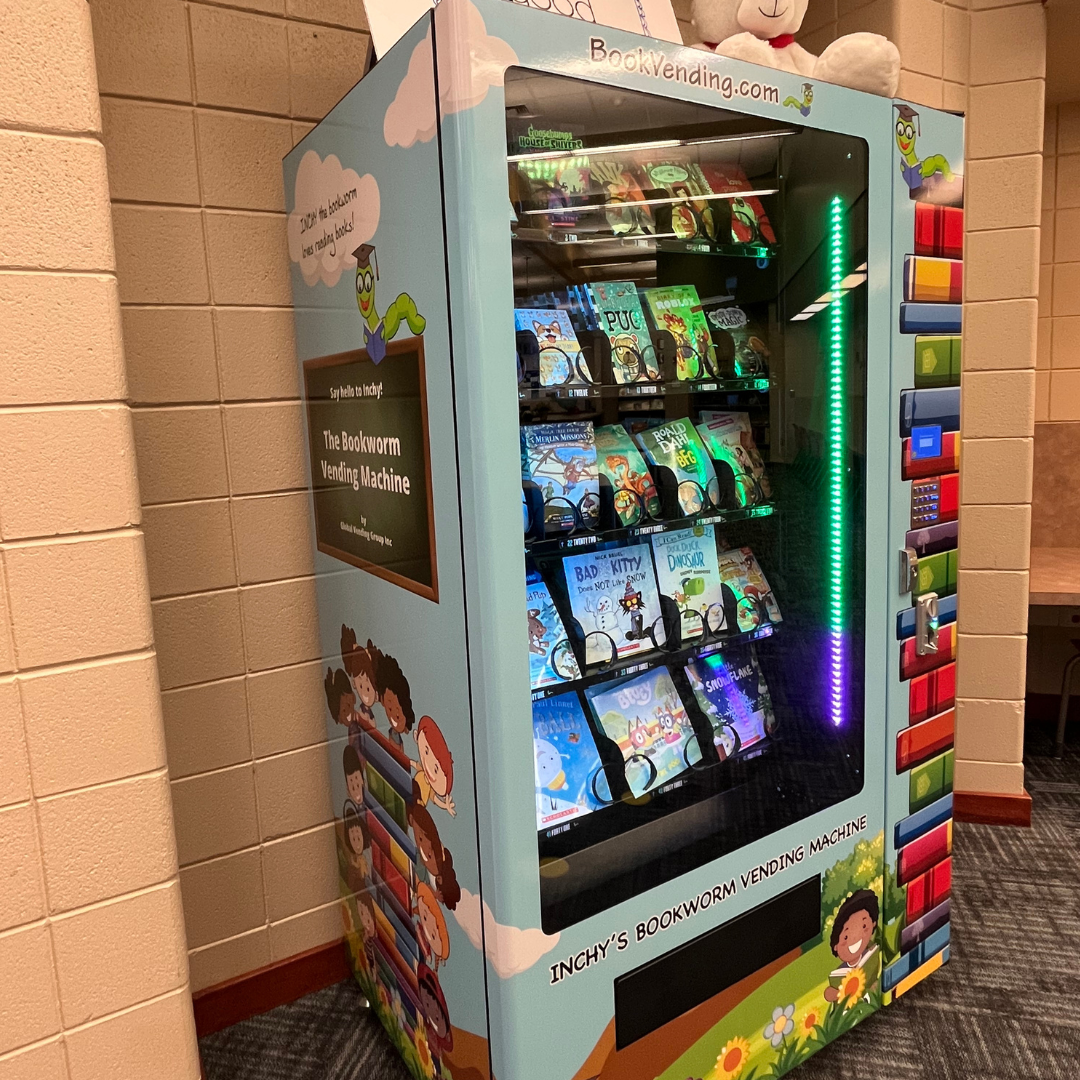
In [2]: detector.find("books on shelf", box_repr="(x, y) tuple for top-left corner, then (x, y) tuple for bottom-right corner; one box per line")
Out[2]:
(684, 645), (776, 757)
(594, 424), (661, 526)
(642, 285), (720, 380)
(532, 692), (610, 830)
(526, 565), (581, 690)
(521, 421), (600, 533)
(716, 547), (783, 631)
(634, 417), (720, 516)
(650, 525), (726, 641)
(587, 159), (655, 236)
(697, 412), (772, 507)
(514, 308), (591, 387)
(563, 543), (662, 665)
(699, 300), (771, 377)
(699, 163), (776, 245)
(588, 281), (661, 383)
(586, 667), (696, 796)
(641, 160), (716, 242)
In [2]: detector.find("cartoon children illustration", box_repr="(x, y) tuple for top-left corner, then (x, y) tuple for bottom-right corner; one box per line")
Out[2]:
(411, 715), (456, 816)
(894, 104), (955, 195)
(823, 889), (881, 1003)
(342, 803), (371, 894)
(355, 889), (378, 974)
(415, 881), (451, 971)
(783, 82), (814, 117)
(407, 801), (461, 910)
(375, 651), (415, 749)
(353, 243), (426, 364)
(324, 667), (361, 744)
(417, 964), (454, 1060)
(341, 626), (379, 725)
(343, 744), (365, 806)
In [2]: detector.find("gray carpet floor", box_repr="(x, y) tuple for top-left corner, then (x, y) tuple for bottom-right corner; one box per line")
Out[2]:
(200, 721), (1080, 1080)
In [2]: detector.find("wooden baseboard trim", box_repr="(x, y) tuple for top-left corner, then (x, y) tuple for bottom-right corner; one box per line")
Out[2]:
(192, 938), (351, 1038)
(954, 789), (1032, 827)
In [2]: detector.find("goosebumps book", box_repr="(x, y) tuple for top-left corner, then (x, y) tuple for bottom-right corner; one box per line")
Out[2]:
(563, 543), (662, 665)
(586, 667), (695, 796)
(513, 307), (591, 388)
(532, 692), (610, 831)
(717, 546), (783, 631)
(634, 417), (720, 516)
(594, 423), (661, 526)
(526, 566), (581, 690)
(684, 645), (776, 755)
(697, 411), (772, 507)
(650, 526), (726, 640)
(588, 280), (661, 383)
(642, 285), (720, 380)
(521, 421), (600, 533)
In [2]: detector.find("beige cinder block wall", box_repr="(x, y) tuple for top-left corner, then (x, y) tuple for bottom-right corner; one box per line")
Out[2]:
(0, 0), (200, 1076)
(679, 0), (1042, 794)
(87, 0), (372, 992)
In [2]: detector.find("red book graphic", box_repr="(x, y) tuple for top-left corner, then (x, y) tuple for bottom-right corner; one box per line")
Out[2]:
(914, 204), (964, 260)
(897, 708), (955, 772)
(902, 431), (959, 481)
(898, 820), (952, 885)
(901, 623), (956, 682)
(905, 856), (952, 923)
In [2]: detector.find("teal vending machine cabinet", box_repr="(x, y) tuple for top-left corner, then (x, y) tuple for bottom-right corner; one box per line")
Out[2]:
(283, 3), (963, 1076)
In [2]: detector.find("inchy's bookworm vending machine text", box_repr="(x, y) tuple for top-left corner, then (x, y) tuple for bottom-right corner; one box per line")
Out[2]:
(283, 2), (963, 1076)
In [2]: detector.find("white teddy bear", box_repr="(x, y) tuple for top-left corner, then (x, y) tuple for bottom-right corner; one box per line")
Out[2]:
(690, 0), (900, 99)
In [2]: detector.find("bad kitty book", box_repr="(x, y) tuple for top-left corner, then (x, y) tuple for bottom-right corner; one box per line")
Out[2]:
(514, 307), (591, 387)
(684, 645), (776, 756)
(563, 544), (661, 665)
(650, 526), (726, 641)
(588, 280), (661, 382)
(697, 412), (772, 507)
(526, 565), (581, 690)
(717, 547), (783, 631)
(521, 421), (600, 533)
(634, 417), (720, 517)
(532, 692), (609, 831)
(594, 424), (660, 526)
(585, 667), (695, 797)
(642, 285), (720, 380)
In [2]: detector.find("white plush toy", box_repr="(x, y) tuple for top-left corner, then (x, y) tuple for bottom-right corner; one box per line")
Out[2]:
(690, 0), (900, 99)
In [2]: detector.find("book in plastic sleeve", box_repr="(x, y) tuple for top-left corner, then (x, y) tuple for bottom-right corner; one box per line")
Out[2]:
(642, 285), (720, 380)
(526, 566), (581, 690)
(696, 412), (772, 507)
(634, 417), (720, 516)
(684, 645), (777, 755)
(588, 280), (660, 382)
(641, 160), (716, 241)
(586, 668), (696, 796)
(699, 162), (776, 245)
(594, 424), (661, 526)
(716, 546), (783, 631)
(514, 308), (591, 387)
(563, 543), (662, 665)
(650, 525), (726, 640)
(700, 300), (771, 377)
(588, 159), (655, 236)
(521, 421), (600, 533)
(532, 692), (610, 831)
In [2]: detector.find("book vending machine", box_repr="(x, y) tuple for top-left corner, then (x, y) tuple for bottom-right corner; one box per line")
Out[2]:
(283, 2), (964, 1077)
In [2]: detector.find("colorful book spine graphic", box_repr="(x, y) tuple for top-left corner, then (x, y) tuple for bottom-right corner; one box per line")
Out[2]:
(585, 667), (696, 796)
(899, 387), (960, 437)
(914, 335), (961, 388)
(897, 592), (956, 638)
(634, 417), (720, 516)
(896, 709), (955, 773)
(526, 566), (581, 690)
(903, 255), (963, 304)
(904, 521), (958, 559)
(588, 280), (660, 382)
(563, 543), (662, 665)
(650, 526), (725, 641)
(521, 421), (600, 533)
(910, 473), (959, 526)
(914, 203), (963, 260)
(532, 692), (609, 830)
(641, 285), (720, 380)
(899, 302), (962, 335)
(900, 623), (956, 682)
(593, 423), (661, 525)
(902, 430), (959, 481)
(908, 662), (956, 726)
(910, 549), (958, 600)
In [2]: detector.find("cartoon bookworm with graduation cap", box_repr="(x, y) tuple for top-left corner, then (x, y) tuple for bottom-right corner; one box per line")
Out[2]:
(353, 243), (427, 363)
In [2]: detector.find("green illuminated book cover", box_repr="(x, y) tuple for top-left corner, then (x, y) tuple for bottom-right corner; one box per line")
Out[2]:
(633, 417), (720, 517)
(642, 285), (720, 380)
(716, 546), (783, 631)
(588, 280), (660, 383)
(697, 411), (772, 507)
(593, 424), (660, 526)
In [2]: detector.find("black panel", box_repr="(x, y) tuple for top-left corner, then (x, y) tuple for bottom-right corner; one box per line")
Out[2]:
(613, 875), (821, 1049)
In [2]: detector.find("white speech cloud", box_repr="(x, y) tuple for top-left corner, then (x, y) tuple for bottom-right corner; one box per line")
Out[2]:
(384, 28), (438, 148)
(287, 150), (380, 288)
(453, 889), (560, 979)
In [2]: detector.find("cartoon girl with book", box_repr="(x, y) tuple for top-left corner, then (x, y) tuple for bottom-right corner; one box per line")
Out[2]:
(408, 801), (461, 911)
(376, 651), (415, 748)
(415, 882), (451, 971)
(342, 802), (371, 895)
(411, 715), (456, 816)
(324, 667), (362, 747)
(341, 626), (378, 725)
(355, 890), (378, 976)
(823, 890), (881, 1004)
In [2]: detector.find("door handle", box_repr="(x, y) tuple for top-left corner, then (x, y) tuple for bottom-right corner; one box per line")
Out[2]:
(899, 547), (918, 594)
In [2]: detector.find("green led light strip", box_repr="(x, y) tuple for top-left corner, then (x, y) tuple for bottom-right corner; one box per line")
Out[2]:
(828, 195), (846, 725)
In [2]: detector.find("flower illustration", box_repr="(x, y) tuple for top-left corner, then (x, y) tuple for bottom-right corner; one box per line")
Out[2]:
(799, 1007), (821, 1037)
(414, 1016), (435, 1078)
(714, 1036), (751, 1079)
(377, 985), (391, 1014)
(839, 966), (866, 1008)
(763, 1004), (795, 1047)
